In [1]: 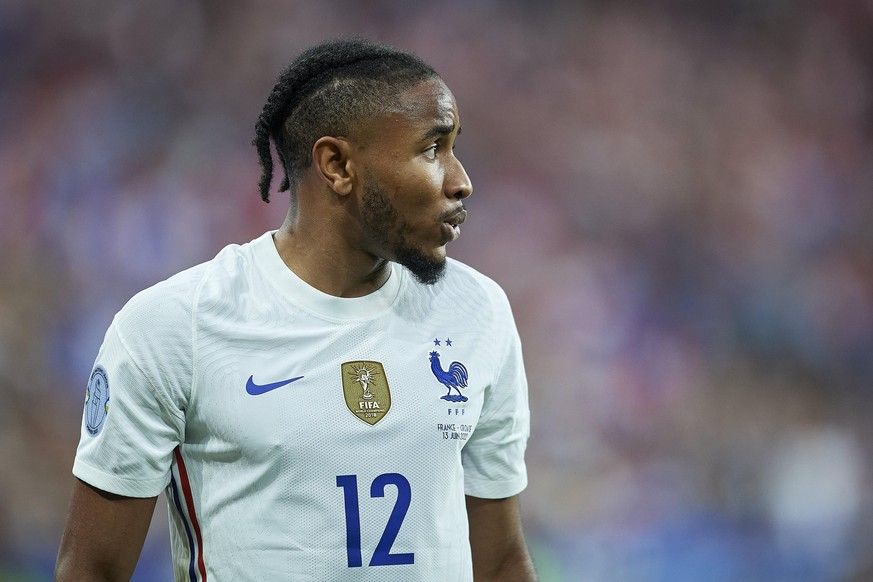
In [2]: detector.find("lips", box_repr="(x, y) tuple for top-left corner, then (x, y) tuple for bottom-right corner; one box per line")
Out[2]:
(443, 207), (467, 228)
(441, 207), (467, 242)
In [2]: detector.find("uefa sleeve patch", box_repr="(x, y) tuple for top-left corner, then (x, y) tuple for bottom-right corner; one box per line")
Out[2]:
(84, 366), (110, 437)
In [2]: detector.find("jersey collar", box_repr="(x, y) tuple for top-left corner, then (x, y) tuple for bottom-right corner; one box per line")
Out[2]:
(253, 231), (403, 321)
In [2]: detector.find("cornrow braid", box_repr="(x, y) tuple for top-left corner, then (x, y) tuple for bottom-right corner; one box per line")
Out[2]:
(252, 38), (438, 202)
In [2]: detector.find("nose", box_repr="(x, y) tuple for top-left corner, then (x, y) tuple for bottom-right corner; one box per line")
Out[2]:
(446, 156), (473, 201)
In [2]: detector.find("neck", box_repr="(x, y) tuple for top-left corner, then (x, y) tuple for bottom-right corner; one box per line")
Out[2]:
(272, 219), (392, 298)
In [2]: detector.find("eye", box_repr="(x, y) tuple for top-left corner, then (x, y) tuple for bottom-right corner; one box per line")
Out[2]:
(423, 144), (438, 160)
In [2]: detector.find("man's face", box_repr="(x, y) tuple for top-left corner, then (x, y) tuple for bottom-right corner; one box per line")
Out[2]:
(356, 77), (473, 285)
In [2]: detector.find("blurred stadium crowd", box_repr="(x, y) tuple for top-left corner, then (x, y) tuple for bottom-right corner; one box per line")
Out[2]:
(1, 1), (872, 580)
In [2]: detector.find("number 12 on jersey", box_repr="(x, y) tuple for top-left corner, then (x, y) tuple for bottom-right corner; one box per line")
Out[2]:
(336, 473), (415, 567)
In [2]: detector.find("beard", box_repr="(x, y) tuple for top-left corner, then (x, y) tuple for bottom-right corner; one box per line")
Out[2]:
(361, 179), (447, 286)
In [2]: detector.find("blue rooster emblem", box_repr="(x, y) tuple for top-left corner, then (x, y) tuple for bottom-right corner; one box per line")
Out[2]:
(429, 351), (469, 402)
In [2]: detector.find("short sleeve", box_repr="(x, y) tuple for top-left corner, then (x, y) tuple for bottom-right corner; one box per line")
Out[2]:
(462, 308), (530, 499)
(72, 278), (195, 498)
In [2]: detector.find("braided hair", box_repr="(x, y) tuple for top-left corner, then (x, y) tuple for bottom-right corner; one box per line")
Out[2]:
(253, 38), (438, 202)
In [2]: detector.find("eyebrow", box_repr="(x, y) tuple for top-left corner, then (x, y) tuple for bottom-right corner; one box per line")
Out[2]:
(422, 123), (461, 141)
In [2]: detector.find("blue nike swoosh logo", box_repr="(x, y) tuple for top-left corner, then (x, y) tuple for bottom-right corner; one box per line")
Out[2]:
(246, 375), (304, 395)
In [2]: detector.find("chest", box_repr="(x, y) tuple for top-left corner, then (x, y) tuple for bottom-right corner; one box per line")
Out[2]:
(184, 315), (496, 465)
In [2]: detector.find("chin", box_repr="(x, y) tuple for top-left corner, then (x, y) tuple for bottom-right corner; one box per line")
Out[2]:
(431, 246), (448, 262)
(395, 246), (447, 286)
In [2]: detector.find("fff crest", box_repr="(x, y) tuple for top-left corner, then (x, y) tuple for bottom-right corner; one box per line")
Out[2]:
(341, 361), (391, 426)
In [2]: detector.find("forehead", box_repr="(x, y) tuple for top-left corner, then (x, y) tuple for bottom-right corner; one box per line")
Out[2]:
(391, 77), (457, 123)
(360, 78), (458, 144)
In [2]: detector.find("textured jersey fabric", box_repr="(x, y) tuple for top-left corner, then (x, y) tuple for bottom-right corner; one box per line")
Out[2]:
(73, 231), (530, 581)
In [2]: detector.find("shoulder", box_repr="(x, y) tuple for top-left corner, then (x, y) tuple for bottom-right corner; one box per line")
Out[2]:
(114, 263), (207, 335)
(396, 258), (517, 336)
(112, 238), (259, 341)
(440, 260), (522, 358)
(441, 258), (513, 313)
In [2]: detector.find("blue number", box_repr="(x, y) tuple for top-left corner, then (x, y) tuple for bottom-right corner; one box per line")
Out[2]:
(336, 473), (414, 568)
(336, 475), (363, 567)
(369, 473), (414, 566)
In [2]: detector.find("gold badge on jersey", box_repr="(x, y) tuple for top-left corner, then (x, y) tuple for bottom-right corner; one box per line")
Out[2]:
(341, 361), (391, 426)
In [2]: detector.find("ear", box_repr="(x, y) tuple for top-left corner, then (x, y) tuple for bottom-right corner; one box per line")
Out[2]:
(312, 136), (355, 196)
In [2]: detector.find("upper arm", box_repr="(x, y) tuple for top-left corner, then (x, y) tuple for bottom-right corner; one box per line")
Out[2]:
(55, 478), (158, 582)
(466, 494), (537, 581)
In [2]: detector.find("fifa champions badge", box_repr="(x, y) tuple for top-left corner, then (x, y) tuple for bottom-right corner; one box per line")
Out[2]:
(341, 361), (392, 426)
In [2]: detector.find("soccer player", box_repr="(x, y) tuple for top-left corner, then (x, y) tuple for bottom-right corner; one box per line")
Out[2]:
(56, 38), (535, 581)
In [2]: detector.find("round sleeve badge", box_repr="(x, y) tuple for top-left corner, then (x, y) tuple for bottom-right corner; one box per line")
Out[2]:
(84, 366), (110, 436)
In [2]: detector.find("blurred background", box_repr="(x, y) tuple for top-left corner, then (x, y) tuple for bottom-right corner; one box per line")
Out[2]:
(2, 0), (872, 580)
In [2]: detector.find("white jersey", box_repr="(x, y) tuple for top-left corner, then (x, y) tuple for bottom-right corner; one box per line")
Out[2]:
(73, 232), (529, 581)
